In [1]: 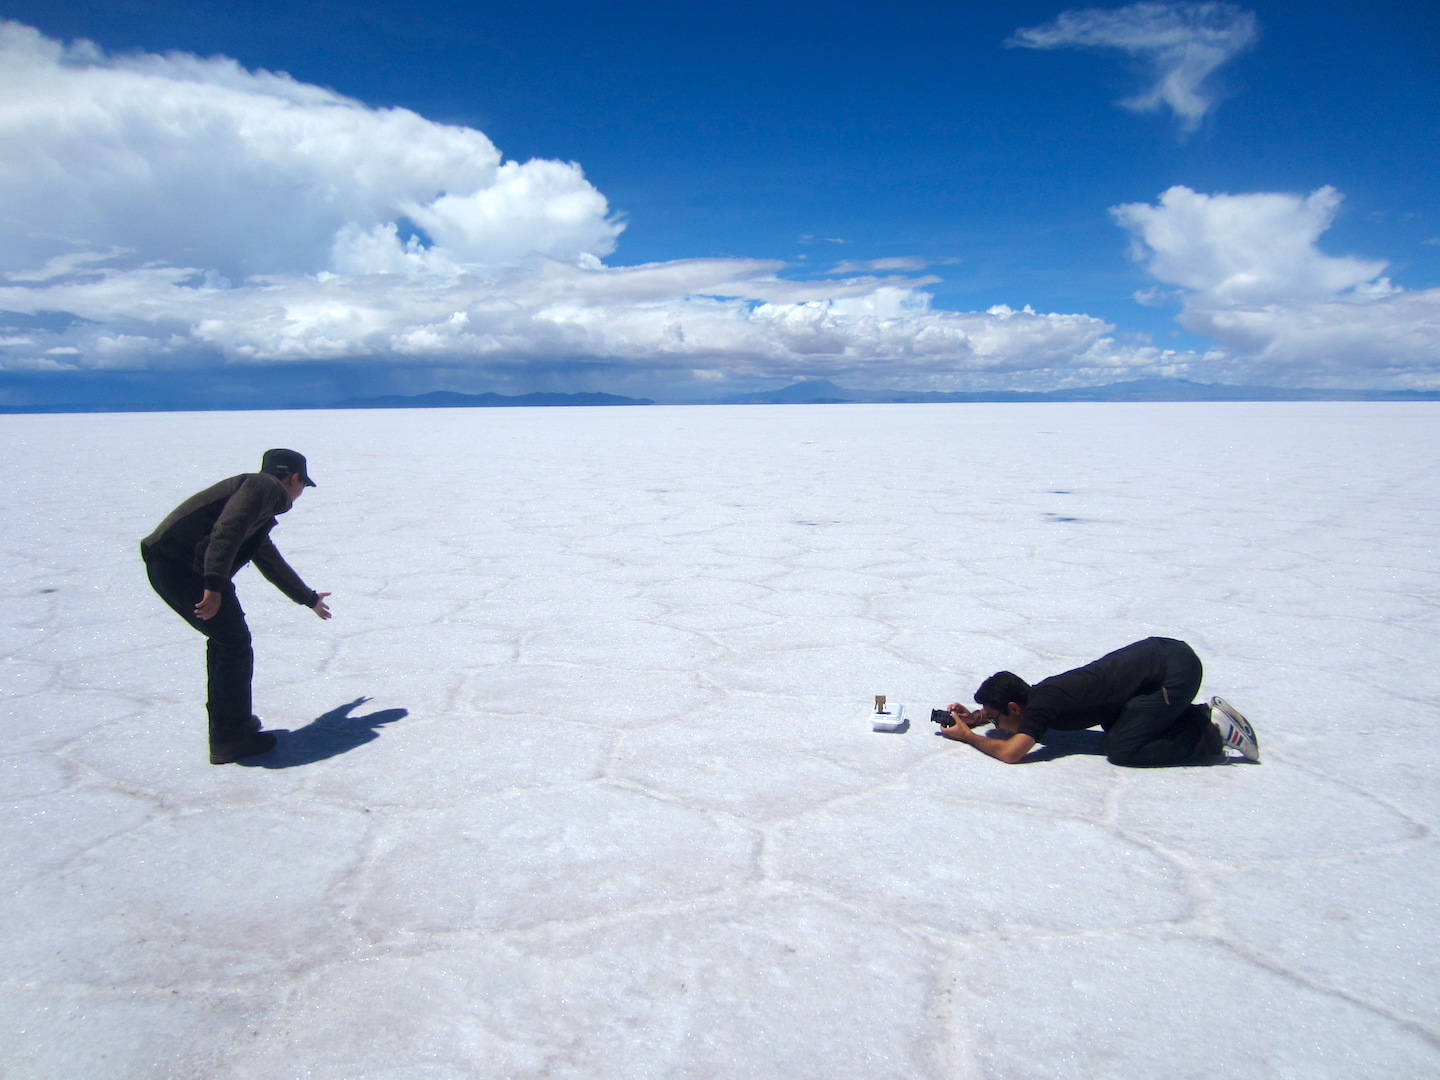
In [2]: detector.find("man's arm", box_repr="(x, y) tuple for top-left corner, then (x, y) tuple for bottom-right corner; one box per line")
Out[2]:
(196, 585), (328, 620)
(251, 536), (330, 617)
(939, 709), (1037, 764)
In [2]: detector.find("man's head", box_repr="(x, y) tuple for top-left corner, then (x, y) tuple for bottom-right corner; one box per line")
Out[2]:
(278, 472), (307, 500)
(260, 449), (316, 489)
(974, 670), (1030, 730)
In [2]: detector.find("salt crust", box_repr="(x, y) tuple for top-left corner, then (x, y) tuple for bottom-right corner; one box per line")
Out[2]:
(1, 402), (1436, 1078)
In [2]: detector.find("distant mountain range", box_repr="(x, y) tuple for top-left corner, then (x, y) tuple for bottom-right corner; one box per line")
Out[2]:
(695, 378), (1440, 404)
(3, 378), (1437, 414)
(329, 390), (654, 409)
(330, 378), (1440, 409)
(335, 377), (1440, 407)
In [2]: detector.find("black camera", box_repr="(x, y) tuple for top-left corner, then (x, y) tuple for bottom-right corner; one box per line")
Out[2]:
(930, 708), (956, 728)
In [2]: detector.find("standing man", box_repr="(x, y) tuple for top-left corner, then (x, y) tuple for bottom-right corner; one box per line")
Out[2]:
(141, 449), (331, 764)
(940, 636), (1259, 766)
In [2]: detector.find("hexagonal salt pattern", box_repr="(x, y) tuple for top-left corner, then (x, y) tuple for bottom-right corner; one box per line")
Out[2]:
(2, 402), (1437, 1078)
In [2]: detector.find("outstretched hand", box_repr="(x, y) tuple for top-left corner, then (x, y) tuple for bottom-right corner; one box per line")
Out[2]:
(312, 592), (332, 620)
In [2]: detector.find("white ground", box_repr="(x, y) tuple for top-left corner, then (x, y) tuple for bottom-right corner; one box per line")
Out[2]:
(2, 402), (1437, 1080)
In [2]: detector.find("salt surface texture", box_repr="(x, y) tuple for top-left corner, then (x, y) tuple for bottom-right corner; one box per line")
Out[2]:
(1, 402), (1437, 1079)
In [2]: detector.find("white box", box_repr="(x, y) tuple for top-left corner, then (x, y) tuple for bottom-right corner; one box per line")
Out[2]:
(870, 703), (907, 732)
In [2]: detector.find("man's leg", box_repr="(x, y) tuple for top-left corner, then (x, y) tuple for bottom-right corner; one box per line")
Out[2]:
(200, 597), (255, 746)
(144, 553), (255, 746)
(1104, 640), (1210, 767)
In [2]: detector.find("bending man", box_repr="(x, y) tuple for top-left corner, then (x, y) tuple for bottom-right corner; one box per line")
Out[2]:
(941, 637), (1258, 766)
(141, 449), (331, 764)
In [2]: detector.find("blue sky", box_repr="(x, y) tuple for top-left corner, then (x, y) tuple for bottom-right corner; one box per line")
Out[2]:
(0, 0), (1436, 406)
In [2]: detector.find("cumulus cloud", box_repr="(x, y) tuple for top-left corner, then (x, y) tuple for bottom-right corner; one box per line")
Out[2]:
(0, 21), (620, 279)
(1112, 186), (1386, 305)
(0, 19), (1177, 394)
(1113, 185), (1440, 385)
(1010, 2), (1258, 130)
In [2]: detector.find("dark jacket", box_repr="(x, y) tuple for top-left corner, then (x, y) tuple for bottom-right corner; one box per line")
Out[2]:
(141, 473), (318, 606)
(1017, 637), (1184, 739)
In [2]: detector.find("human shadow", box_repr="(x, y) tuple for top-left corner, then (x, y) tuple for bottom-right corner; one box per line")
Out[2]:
(1026, 729), (1244, 767)
(932, 726), (1107, 760)
(934, 725), (1246, 766)
(1022, 729), (1108, 762)
(237, 696), (409, 768)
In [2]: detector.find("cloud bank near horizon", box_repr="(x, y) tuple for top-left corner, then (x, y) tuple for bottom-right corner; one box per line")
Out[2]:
(1009, 2), (1259, 131)
(0, 19), (1433, 397)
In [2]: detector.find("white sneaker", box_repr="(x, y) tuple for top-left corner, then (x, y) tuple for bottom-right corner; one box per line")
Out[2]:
(1210, 697), (1260, 762)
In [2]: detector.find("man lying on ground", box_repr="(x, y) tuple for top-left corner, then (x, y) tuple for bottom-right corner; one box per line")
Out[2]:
(940, 636), (1259, 766)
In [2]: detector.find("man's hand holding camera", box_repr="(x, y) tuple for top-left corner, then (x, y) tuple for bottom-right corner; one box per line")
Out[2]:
(929, 704), (991, 738)
(934, 701), (1037, 762)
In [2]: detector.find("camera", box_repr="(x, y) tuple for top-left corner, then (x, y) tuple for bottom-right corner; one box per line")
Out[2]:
(930, 708), (956, 728)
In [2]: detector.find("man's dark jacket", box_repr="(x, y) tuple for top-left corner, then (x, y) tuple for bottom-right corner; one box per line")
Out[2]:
(141, 472), (318, 606)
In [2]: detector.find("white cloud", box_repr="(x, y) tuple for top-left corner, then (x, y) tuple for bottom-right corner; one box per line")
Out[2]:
(0, 20), (1185, 394)
(1112, 185), (1386, 305)
(0, 20), (620, 279)
(1010, 2), (1258, 130)
(1113, 185), (1440, 385)
(0, 253), (1127, 387)
(825, 257), (930, 275)
(4, 22), (1429, 395)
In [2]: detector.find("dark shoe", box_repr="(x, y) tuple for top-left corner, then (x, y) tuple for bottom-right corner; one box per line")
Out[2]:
(210, 731), (277, 764)
(245, 714), (263, 733)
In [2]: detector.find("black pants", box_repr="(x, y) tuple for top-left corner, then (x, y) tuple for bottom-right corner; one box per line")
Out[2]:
(1104, 639), (1211, 767)
(143, 549), (254, 745)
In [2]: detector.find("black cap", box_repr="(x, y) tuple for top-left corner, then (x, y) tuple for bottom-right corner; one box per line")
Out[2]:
(260, 448), (317, 487)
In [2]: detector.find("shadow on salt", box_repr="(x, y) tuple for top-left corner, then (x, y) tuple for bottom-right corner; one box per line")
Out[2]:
(238, 696), (408, 769)
(1019, 728), (1250, 767)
